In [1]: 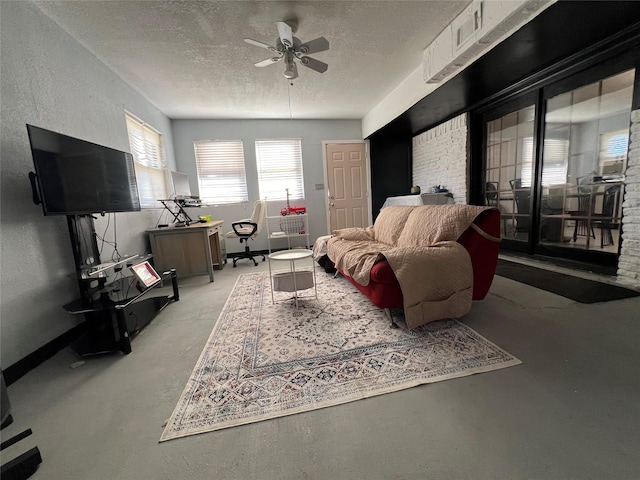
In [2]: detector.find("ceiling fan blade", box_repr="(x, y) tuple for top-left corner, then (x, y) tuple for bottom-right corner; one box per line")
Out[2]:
(244, 38), (277, 52)
(276, 21), (293, 48)
(254, 56), (282, 67)
(298, 37), (330, 55)
(300, 56), (328, 74)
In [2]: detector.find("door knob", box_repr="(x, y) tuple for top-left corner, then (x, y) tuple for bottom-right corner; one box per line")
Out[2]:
(330, 202), (335, 207)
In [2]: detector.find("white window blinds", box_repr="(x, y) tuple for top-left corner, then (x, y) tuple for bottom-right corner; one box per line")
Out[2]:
(193, 140), (248, 204)
(521, 137), (568, 187)
(125, 115), (168, 208)
(255, 139), (304, 201)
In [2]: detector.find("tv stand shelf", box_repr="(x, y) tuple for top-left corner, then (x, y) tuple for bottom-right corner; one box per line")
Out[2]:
(65, 267), (179, 355)
(79, 254), (143, 279)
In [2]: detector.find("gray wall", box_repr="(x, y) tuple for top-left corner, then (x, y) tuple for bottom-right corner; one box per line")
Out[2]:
(0, 2), (176, 367)
(171, 119), (363, 253)
(0, 2), (362, 368)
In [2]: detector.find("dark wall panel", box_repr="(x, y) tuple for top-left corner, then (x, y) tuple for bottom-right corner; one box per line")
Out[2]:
(369, 134), (411, 218)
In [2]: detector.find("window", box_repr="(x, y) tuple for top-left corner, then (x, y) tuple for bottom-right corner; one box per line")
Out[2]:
(522, 137), (569, 187)
(125, 114), (168, 208)
(193, 140), (248, 204)
(255, 139), (304, 201)
(599, 129), (628, 176)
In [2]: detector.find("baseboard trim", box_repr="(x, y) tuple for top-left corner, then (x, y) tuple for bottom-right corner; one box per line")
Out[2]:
(3, 325), (85, 386)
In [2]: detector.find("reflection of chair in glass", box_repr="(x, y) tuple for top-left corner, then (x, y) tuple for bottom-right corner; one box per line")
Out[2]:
(509, 179), (530, 236)
(576, 174), (593, 194)
(225, 200), (266, 267)
(567, 176), (595, 242)
(591, 184), (621, 248)
(485, 182), (509, 237)
(571, 195), (596, 242)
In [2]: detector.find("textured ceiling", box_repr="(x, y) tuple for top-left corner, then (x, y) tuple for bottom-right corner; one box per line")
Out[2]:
(33, 0), (471, 120)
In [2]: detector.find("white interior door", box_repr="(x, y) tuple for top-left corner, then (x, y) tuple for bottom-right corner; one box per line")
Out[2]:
(324, 142), (370, 232)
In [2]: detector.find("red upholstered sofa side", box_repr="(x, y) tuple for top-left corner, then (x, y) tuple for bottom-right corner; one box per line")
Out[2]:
(457, 208), (501, 300)
(338, 208), (501, 310)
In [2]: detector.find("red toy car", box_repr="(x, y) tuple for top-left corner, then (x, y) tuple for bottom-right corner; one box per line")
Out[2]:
(280, 188), (306, 215)
(280, 206), (306, 216)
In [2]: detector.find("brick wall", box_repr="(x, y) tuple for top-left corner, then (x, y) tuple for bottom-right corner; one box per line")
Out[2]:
(412, 113), (468, 203)
(617, 109), (640, 288)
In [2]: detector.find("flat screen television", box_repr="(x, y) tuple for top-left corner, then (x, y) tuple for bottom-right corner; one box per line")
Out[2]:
(27, 124), (141, 216)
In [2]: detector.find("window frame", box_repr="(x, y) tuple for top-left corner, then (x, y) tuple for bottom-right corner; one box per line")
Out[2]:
(193, 139), (248, 205)
(125, 114), (168, 209)
(255, 138), (305, 201)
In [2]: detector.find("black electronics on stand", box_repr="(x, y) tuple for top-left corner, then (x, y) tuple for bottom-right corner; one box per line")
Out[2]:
(26, 125), (180, 356)
(62, 216), (179, 355)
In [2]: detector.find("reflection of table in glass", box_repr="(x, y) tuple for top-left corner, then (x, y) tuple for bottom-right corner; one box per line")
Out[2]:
(268, 249), (317, 308)
(540, 181), (623, 248)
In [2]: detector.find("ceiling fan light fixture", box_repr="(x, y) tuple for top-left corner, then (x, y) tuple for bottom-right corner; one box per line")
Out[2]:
(246, 21), (329, 80)
(283, 51), (297, 79)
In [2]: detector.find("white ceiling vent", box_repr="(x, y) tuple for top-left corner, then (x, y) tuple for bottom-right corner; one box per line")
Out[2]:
(453, 2), (482, 52)
(423, 0), (556, 84)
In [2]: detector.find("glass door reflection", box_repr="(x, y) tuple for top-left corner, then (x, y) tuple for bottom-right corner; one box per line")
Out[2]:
(485, 104), (536, 242)
(539, 69), (634, 252)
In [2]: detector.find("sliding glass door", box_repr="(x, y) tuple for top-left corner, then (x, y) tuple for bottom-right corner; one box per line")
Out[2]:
(480, 62), (636, 267)
(539, 69), (634, 253)
(483, 95), (537, 248)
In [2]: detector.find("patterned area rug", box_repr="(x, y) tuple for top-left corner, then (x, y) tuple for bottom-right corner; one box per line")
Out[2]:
(160, 270), (521, 441)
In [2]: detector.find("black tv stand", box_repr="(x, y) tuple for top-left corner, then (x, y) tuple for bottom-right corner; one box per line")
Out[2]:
(64, 215), (179, 356)
(64, 268), (179, 355)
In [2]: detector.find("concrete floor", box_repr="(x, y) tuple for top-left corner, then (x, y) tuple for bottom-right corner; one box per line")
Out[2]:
(3, 256), (640, 480)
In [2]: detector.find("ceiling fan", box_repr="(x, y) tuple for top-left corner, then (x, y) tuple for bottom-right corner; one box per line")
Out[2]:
(244, 21), (329, 80)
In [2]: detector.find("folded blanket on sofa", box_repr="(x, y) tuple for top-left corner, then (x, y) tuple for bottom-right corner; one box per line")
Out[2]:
(327, 204), (494, 328)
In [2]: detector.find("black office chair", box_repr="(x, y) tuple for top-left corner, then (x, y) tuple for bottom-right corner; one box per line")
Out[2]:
(226, 200), (266, 267)
(591, 184), (621, 248)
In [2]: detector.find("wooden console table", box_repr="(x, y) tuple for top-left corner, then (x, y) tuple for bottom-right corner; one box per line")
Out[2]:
(147, 220), (225, 282)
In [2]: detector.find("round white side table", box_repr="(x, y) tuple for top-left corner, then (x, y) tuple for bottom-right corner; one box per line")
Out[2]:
(268, 249), (317, 307)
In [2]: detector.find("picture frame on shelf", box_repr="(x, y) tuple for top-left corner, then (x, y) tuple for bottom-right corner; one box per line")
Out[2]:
(131, 261), (161, 289)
